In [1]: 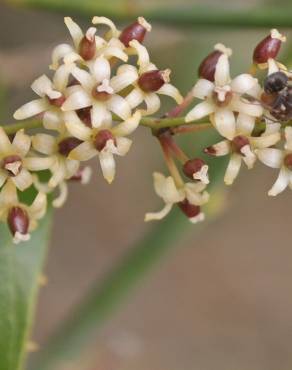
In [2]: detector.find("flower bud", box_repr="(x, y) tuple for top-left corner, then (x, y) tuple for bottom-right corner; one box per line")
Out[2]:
(231, 135), (249, 154)
(58, 137), (83, 157)
(198, 43), (232, 81)
(138, 69), (170, 92)
(253, 29), (286, 64)
(79, 27), (96, 61)
(94, 130), (115, 151)
(183, 158), (209, 184)
(7, 207), (29, 237)
(178, 199), (201, 219)
(119, 17), (151, 47)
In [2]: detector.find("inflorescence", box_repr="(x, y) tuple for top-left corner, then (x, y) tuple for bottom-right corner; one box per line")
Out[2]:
(2, 17), (291, 243)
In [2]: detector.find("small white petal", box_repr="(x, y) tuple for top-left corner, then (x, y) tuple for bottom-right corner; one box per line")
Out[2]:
(103, 46), (128, 62)
(69, 141), (96, 161)
(31, 75), (61, 99)
(32, 133), (56, 155)
(250, 132), (280, 149)
(145, 203), (173, 222)
(214, 109), (236, 140)
(92, 16), (119, 37)
(62, 90), (92, 111)
(285, 127), (292, 151)
(0, 180), (18, 206)
(0, 171), (7, 188)
(267, 58), (279, 75)
(257, 148), (283, 168)
(0, 127), (12, 153)
(65, 114), (91, 141)
(192, 79), (214, 99)
(157, 83), (183, 104)
(43, 111), (64, 132)
(236, 113), (255, 136)
(231, 74), (258, 94)
(64, 17), (83, 48)
(206, 139), (230, 156)
(185, 101), (215, 122)
(52, 181), (68, 208)
(110, 66), (138, 93)
(13, 129), (31, 156)
(231, 95), (263, 117)
(268, 167), (290, 196)
(115, 137), (132, 156)
(90, 102), (108, 128)
(48, 161), (66, 188)
(107, 95), (131, 120)
(50, 43), (74, 70)
(13, 99), (49, 120)
(92, 57), (111, 83)
(141, 93), (161, 116)
(99, 151), (116, 183)
(125, 88), (144, 109)
(24, 157), (55, 171)
(129, 40), (150, 69)
(112, 111), (141, 137)
(53, 63), (74, 92)
(153, 172), (184, 204)
(224, 154), (242, 185)
(30, 191), (47, 219)
(12, 168), (33, 191)
(241, 145), (257, 169)
(71, 67), (93, 91)
(214, 54), (231, 86)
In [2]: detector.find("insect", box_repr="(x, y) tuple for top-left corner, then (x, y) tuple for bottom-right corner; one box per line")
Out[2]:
(241, 71), (292, 122)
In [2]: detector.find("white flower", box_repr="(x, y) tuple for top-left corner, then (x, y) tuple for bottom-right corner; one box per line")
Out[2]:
(64, 110), (141, 183)
(145, 172), (209, 223)
(13, 64), (74, 128)
(205, 116), (281, 185)
(186, 44), (263, 139)
(124, 40), (183, 116)
(0, 180), (47, 244)
(50, 17), (124, 70)
(257, 126), (292, 196)
(61, 55), (136, 127)
(0, 128), (53, 191)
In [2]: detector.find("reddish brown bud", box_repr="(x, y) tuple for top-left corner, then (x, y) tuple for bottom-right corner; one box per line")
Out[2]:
(231, 135), (249, 154)
(284, 153), (292, 170)
(2, 155), (22, 176)
(94, 130), (115, 151)
(119, 17), (151, 47)
(183, 158), (206, 180)
(138, 69), (170, 92)
(77, 107), (92, 128)
(178, 199), (201, 219)
(7, 207), (29, 237)
(58, 137), (83, 157)
(253, 29), (286, 64)
(79, 35), (96, 61)
(198, 50), (222, 82)
(48, 95), (66, 108)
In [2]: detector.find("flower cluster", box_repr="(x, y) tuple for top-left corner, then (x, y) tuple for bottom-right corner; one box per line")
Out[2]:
(2, 19), (292, 243)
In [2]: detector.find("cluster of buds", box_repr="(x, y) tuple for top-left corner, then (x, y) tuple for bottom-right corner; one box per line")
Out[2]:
(3, 18), (292, 243)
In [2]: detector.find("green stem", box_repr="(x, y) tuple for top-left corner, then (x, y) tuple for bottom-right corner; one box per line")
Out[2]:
(5, 1), (292, 28)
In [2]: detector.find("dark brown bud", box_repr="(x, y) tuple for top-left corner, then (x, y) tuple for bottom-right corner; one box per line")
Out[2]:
(48, 95), (66, 108)
(79, 30), (96, 61)
(231, 135), (249, 154)
(7, 207), (29, 237)
(58, 137), (83, 157)
(284, 153), (292, 170)
(253, 29), (286, 64)
(178, 199), (201, 219)
(94, 130), (116, 152)
(77, 107), (92, 128)
(138, 69), (170, 93)
(2, 155), (22, 176)
(119, 17), (151, 47)
(198, 50), (222, 82)
(183, 158), (206, 180)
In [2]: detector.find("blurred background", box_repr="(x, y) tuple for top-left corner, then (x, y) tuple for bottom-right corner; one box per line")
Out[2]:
(1, 1), (292, 369)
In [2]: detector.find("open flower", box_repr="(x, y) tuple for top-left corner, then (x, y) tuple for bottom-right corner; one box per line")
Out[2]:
(257, 127), (292, 196)
(0, 128), (53, 191)
(13, 64), (74, 129)
(64, 110), (141, 183)
(186, 44), (263, 139)
(145, 172), (209, 223)
(205, 117), (281, 185)
(61, 55), (136, 127)
(0, 180), (47, 244)
(124, 40), (183, 115)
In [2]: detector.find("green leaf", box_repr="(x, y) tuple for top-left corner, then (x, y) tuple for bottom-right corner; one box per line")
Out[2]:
(0, 207), (53, 370)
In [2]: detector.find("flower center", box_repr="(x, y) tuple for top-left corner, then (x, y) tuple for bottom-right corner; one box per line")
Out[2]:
(94, 130), (116, 152)
(138, 69), (170, 92)
(231, 135), (249, 154)
(48, 95), (66, 107)
(212, 85), (233, 107)
(2, 155), (22, 176)
(92, 80), (113, 101)
(178, 199), (201, 219)
(7, 206), (29, 237)
(284, 153), (292, 170)
(58, 137), (83, 157)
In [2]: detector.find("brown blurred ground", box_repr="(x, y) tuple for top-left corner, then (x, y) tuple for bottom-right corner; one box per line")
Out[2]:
(1, 2), (292, 370)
